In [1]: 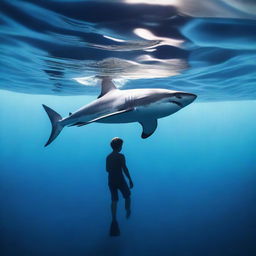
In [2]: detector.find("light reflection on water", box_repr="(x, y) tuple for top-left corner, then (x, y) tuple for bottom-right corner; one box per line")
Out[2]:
(0, 0), (256, 101)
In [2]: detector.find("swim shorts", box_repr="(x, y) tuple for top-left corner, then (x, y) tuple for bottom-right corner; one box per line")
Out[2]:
(108, 180), (131, 201)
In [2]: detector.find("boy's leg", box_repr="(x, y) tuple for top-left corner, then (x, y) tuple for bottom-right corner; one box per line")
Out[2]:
(111, 201), (117, 221)
(109, 184), (118, 221)
(119, 181), (131, 218)
(125, 197), (131, 218)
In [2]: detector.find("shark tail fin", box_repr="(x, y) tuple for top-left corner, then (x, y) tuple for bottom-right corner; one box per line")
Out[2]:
(42, 104), (63, 147)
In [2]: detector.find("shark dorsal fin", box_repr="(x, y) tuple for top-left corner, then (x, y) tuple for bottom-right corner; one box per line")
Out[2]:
(98, 76), (117, 98)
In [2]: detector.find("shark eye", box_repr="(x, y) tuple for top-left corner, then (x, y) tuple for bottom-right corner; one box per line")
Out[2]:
(175, 95), (182, 99)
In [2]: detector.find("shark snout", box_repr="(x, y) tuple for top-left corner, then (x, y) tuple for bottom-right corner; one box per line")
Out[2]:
(184, 92), (197, 101)
(170, 92), (197, 108)
(181, 93), (197, 107)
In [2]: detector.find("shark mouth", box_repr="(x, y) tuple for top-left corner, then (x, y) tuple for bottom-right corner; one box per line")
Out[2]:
(170, 100), (183, 108)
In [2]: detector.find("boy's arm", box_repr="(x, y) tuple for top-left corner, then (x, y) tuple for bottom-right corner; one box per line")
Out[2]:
(106, 157), (110, 172)
(121, 155), (134, 188)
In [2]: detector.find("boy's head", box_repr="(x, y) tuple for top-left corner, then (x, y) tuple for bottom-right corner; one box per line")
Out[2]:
(111, 137), (123, 152)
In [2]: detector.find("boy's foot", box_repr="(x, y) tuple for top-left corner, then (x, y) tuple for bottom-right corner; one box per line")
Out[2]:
(109, 220), (120, 236)
(126, 209), (131, 219)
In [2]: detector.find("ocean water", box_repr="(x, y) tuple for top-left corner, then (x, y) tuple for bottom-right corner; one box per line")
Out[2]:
(0, 1), (256, 256)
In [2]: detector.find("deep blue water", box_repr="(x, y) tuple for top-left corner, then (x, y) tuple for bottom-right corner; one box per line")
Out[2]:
(0, 1), (256, 256)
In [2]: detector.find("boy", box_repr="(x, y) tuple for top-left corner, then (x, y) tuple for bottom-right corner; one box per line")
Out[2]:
(106, 137), (133, 222)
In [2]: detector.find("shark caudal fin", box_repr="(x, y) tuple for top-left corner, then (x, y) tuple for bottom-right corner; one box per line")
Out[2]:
(42, 104), (63, 147)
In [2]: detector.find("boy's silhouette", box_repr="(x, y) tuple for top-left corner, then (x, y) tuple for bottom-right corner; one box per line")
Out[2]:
(106, 137), (133, 236)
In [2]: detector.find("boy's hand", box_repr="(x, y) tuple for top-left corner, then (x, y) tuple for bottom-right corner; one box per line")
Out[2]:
(129, 180), (134, 189)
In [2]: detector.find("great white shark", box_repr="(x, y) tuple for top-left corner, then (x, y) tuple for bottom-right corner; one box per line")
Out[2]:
(43, 77), (197, 146)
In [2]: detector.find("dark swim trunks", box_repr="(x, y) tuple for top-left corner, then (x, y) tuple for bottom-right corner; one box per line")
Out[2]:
(109, 180), (131, 201)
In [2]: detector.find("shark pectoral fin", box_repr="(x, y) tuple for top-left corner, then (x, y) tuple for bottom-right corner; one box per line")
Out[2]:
(139, 119), (158, 139)
(70, 108), (134, 127)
